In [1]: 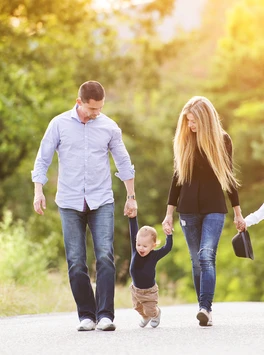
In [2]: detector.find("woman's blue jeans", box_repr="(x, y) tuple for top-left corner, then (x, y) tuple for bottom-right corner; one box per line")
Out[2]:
(179, 213), (225, 312)
(59, 203), (115, 322)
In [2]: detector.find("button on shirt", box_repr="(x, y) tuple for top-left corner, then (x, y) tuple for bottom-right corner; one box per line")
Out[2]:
(31, 105), (135, 211)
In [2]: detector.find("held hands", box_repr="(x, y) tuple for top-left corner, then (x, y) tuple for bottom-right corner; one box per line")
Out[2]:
(33, 193), (46, 215)
(234, 215), (246, 232)
(162, 215), (174, 235)
(124, 198), (138, 218)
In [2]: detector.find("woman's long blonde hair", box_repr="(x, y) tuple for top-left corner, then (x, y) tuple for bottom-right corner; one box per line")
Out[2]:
(173, 96), (239, 192)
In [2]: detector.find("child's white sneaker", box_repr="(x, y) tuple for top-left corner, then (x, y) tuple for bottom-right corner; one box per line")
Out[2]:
(150, 307), (161, 328)
(139, 317), (151, 328)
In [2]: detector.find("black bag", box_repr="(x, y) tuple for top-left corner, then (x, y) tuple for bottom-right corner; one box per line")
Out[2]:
(232, 230), (254, 260)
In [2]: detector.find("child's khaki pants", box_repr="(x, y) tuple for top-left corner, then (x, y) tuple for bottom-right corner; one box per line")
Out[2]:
(130, 283), (159, 318)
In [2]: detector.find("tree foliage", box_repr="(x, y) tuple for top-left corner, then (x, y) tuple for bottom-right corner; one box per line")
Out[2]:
(0, 0), (263, 305)
(0, 0), (120, 185)
(208, 0), (264, 192)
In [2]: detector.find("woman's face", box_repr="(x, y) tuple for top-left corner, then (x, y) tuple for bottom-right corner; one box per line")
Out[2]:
(186, 113), (197, 133)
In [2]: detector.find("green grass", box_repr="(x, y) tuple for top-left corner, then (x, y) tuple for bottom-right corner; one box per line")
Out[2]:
(0, 272), (75, 317)
(0, 272), (178, 317)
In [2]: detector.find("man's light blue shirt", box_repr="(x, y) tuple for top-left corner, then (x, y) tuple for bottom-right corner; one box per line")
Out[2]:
(31, 105), (135, 211)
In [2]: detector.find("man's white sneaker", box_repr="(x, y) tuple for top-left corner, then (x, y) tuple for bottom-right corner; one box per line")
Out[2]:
(97, 317), (116, 331)
(77, 319), (96, 331)
(150, 307), (161, 328)
(139, 317), (151, 328)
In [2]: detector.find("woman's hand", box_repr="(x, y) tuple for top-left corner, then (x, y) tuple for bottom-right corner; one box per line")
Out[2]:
(234, 215), (246, 232)
(233, 205), (246, 232)
(162, 215), (174, 235)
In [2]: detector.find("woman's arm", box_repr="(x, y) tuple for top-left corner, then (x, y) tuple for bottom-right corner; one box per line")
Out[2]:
(162, 205), (175, 235)
(233, 205), (245, 231)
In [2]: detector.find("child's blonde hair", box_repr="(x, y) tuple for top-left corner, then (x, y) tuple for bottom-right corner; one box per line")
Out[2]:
(173, 96), (240, 192)
(136, 226), (161, 246)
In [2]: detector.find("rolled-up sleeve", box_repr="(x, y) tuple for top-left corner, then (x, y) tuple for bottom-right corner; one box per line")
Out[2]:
(31, 119), (59, 185)
(110, 127), (135, 181)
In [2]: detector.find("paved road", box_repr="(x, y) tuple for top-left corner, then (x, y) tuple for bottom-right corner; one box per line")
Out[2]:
(1, 302), (264, 355)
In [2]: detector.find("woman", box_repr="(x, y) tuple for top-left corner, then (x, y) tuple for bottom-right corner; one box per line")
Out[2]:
(162, 96), (244, 327)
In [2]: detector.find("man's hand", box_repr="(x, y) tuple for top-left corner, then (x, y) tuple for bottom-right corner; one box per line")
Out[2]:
(124, 199), (138, 218)
(33, 193), (46, 215)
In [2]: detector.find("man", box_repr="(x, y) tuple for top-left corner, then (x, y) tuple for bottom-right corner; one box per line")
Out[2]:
(32, 81), (137, 331)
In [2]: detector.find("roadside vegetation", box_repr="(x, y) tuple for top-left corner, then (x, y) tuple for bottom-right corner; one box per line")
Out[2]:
(1, 0), (264, 316)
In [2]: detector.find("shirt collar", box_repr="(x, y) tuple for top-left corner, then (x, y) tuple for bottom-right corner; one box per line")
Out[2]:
(71, 104), (102, 123)
(71, 104), (81, 122)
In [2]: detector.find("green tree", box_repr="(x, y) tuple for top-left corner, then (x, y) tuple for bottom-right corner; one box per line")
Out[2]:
(0, 0), (122, 183)
(1, 0), (263, 304)
(208, 0), (264, 198)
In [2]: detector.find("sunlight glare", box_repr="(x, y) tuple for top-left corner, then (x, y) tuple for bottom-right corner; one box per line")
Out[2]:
(92, 0), (153, 11)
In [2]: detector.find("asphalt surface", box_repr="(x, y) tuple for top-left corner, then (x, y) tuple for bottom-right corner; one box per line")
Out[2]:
(1, 302), (264, 355)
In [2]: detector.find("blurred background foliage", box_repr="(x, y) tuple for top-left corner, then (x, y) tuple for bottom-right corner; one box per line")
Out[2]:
(0, 0), (263, 315)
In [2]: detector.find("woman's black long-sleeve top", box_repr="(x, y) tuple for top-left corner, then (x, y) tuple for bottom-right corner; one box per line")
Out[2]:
(167, 134), (239, 214)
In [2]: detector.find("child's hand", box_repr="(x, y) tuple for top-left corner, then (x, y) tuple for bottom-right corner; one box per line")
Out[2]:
(239, 220), (247, 232)
(234, 217), (246, 232)
(124, 198), (138, 218)
(162, 215), (173, 235)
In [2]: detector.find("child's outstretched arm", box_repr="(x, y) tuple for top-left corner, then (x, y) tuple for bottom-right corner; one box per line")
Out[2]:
(244, 203), (264, 227)
(155, 233), (173, 260)
(128, 216), (139, 251)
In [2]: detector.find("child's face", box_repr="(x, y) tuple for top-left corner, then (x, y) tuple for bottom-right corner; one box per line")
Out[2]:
(136, 235), (156, 257)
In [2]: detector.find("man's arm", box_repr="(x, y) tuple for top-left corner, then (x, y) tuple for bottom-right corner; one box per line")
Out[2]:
(31, 118), (59, 215)
(33, 182), (46, 215)
(108, 126), (137, 217)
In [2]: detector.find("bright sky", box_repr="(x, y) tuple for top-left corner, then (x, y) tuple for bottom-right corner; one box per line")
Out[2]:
(93, 0), (152, 10)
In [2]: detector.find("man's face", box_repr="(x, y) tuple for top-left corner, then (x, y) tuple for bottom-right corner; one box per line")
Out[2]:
(77, 98), (105, 119)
